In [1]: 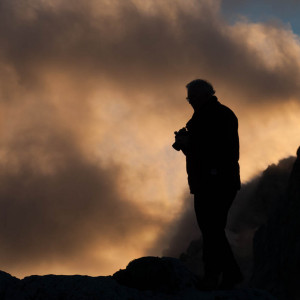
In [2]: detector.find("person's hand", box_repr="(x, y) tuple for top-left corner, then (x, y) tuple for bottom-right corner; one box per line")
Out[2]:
(175, 134), (189, 147)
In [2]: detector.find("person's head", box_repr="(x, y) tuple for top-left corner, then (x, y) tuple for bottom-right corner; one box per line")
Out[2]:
(186, 79), (215, 111)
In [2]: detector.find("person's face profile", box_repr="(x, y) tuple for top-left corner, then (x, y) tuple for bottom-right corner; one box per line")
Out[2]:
(186, 89), (209, 110)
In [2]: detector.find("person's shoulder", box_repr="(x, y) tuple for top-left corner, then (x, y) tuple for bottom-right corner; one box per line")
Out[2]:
(216, 100), (238, 121)
(214, 100), (238, 129)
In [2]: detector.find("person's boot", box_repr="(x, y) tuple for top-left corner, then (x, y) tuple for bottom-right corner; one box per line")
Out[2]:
(218, 270), (244, 290)
(196, 267), (221, 291)
(196, 275), (220, 291)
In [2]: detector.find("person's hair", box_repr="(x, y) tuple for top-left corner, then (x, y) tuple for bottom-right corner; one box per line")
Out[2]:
(186, 79), (215, 96)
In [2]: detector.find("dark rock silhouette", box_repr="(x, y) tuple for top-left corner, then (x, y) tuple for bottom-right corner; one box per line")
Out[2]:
(113, 256), (197, 293)
(0, 271), (19, 299)
(0, 257), (276, 299)
(251, 147), (300, 300)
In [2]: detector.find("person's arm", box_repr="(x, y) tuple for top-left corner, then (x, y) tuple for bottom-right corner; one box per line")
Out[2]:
(216, 111), (239, 166)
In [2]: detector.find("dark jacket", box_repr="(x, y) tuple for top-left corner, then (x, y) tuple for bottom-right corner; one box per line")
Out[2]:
(185, 96), (241, 194)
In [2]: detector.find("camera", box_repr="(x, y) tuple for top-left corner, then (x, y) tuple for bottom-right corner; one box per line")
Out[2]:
(172, 127), (189, 151)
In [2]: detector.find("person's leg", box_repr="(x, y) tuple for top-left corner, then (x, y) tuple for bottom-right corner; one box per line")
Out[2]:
(194, 191), (223, 287)
(217, 189), (244, 288)
(194, 187), (242, 289)
(218, 232), (244, 288)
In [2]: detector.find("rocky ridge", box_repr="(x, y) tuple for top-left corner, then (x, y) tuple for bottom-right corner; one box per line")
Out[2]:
(250, 148), (300, 300)
(0, 257), (276, 300)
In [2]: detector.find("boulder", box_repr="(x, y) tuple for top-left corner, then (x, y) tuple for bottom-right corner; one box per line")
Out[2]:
(0, 271), (19, 299)
(251, 147), (300, 300)
(113, 256), (198, 293)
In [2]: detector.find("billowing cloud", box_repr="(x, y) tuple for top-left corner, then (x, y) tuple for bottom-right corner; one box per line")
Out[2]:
(1, 0), (300, 104)
(0, 0), (299, 277)
(0, 117), (170, 276)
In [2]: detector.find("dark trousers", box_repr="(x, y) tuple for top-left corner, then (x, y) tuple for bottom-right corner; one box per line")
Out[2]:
(194, 186), (242, 282)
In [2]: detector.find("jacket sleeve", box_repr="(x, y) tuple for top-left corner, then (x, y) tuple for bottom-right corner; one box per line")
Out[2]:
(214, 110), (239, 168)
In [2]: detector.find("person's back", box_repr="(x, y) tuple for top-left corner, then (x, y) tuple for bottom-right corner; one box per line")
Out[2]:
(185, 95), (240, 194)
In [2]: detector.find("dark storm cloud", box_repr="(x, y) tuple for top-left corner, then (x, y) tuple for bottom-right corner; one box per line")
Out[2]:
(0, 121), (166, 275)
(1, 0), (300, 106)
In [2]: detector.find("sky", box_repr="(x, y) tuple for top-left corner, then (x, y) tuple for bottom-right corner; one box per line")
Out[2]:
(222, 0), (300, 35)
(0, 0), (300, 278)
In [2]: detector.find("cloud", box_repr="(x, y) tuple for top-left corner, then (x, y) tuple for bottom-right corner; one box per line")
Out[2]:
(0, 0), (300, 277)
(0, 119), (169, 276)
(1, 0), (300, 104)
(162, 193), (199, 258)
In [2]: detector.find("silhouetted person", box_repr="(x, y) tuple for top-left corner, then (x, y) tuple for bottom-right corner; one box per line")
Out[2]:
(173, 79), (243, 290)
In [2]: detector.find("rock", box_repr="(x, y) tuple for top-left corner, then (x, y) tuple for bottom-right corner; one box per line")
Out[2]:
(7, 275), (134, 300)
(0, 259), (277, 299)
(0, 271), (19, 299)
(113, 256), (198, 293)
(251, 147), (300, 300)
